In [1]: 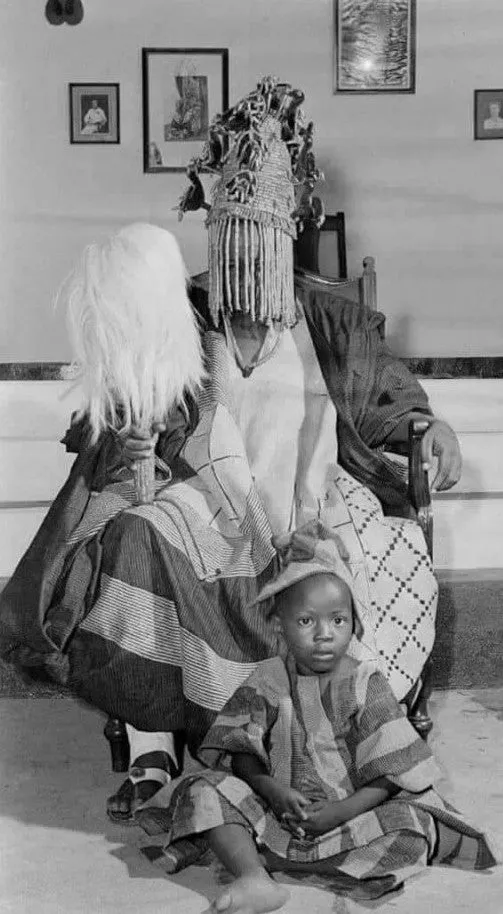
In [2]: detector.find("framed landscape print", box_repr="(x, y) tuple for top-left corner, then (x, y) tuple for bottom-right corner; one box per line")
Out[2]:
(474, 89), (503, 140)
(142, 47), (229, 173)
(69, 83), (120, 144)
(334, 0), (416, 94)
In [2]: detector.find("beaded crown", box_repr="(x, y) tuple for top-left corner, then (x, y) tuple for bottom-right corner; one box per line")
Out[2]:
(178, 76), (324, 326)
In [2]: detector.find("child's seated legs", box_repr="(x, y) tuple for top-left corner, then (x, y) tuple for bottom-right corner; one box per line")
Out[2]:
(136, 523), (498, 907)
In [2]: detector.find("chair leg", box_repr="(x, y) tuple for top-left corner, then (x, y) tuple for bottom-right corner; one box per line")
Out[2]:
(408, 658), (434, 741)
(104, 717), (130, 772)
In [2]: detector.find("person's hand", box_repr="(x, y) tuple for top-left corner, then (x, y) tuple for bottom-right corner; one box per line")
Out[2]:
(122, 422), (166, 470)
(300, 799), (345, 838)
(421, 419), (462, 491)
(262, 783), (310, 831)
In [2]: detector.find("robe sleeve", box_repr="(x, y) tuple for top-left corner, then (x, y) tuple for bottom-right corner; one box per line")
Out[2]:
(300, 287), (434, 514)
(299, 284), (432, 452)
(61, 397), (199, 483)
(357, 337), (433, 451)
(61, 412), (93, 454)
(198, 660), (282, 771)
(352, 667), (439, 794)
(156, 398), (199, 469)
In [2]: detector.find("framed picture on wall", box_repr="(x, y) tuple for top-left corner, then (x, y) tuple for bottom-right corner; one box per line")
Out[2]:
(474, 89), (503, 140)
(142, 47), (229, 173)
(69, 83), (120, 144)
(334, 0), (416, 94)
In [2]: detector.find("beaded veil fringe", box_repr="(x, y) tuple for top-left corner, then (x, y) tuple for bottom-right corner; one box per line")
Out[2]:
(208, 216), (296, 328)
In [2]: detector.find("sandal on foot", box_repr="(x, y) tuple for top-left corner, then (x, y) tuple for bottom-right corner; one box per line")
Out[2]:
(106, 766), (171, 824)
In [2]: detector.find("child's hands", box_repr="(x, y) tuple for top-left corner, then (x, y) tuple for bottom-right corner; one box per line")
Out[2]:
(263, 783), (310, 829)
(300, 800), (345, 838)
(122, 423), (166, 469)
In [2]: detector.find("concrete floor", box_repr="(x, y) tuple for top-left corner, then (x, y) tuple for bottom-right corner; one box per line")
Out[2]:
(0, 690), (502, 914)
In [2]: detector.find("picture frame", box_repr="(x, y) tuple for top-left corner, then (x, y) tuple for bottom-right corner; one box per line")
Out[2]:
(334, 0), (416, 95)
(142, 47), (229, 173)
(69, 83), (120, 144)
(474, 89), (503, 140)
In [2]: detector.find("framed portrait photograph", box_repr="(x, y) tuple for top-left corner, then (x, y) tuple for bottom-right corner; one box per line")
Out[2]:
(334, 0), (416, 94)
(142, 47), (229, 173)
(474, 89), (503, 140)
(69, 83), (120, 144)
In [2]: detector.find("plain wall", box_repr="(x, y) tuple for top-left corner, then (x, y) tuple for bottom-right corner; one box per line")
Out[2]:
(1, 0), (503, 360)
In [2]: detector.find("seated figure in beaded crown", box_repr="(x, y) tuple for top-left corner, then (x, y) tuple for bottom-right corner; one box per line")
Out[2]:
(107, 76), (461, 821)
(0, 77), (461, 825)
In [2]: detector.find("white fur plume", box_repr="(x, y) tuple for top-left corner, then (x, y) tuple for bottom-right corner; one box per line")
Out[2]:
(63, 223), (204, 443)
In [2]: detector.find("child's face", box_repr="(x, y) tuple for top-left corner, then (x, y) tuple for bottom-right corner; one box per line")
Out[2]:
(275, 573), (354, 676)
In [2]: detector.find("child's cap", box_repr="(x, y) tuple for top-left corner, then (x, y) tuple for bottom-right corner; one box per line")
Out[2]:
(254, 520), (361, 626)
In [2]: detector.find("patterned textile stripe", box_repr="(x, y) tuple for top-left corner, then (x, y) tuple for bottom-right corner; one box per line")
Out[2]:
(136, 653), (497, 890)
(194, 655), (496, 863)
(156, 769), (496, 877)
(46, 321), (438, 742)
(61, 480), (278, 739)
(407, 790), (501, 869)
(66, 477), (137, 544)
(84, 510), (275, 658)
(56, 376), (280, 739)
(148, 770), (435, 892)
(291, 675), (351, 795)
(68, 477), (273, 584)
(134, 489), (273, 582)
(67, 628), (257, 746)
(79, 574), (259, 710)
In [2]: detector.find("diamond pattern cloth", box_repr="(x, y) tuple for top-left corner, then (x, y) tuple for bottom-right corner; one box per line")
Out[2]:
(333, 469), (437, 698)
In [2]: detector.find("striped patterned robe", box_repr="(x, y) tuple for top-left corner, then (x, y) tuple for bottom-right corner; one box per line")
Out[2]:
(53, 327), (433, 743)
(139, 653), (498, 900)
(0, 289), (437, 747)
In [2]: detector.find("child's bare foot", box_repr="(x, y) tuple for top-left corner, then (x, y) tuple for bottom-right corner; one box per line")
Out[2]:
(210, 871), (289, 914)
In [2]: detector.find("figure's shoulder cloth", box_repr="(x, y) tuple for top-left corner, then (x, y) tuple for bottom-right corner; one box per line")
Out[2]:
(243, 656), (291, 704)
(293, 272), (386, 342)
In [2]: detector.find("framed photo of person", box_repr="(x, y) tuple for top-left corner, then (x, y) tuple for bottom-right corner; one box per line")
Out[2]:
(474, 89), (503, 140)
(334, 0), (416, 94)
(142, 47), (229, 173)
(69, 83), (120, 144)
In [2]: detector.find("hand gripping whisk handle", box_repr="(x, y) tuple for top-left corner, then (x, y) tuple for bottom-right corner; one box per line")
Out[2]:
(133, 453), (156, 505)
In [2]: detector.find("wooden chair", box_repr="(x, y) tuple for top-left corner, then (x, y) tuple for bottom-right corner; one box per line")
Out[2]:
(294, 210), (348, 280)
(103, 255), (434, 773)
(294, 256), (377, 311)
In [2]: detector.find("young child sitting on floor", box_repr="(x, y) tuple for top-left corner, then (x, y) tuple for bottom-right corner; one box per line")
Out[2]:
(138, 521), (497, 913)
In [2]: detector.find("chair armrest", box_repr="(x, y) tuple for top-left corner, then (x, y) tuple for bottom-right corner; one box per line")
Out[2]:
(408, 419), (433, 560)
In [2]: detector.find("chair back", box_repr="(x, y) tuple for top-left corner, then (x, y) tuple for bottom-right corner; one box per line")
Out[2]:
(294, 257), (377, 310)
(294, 211), (377, 310)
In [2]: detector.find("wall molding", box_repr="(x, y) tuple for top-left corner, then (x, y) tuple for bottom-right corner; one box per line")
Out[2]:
(1, 357), (503, 381)
(404, 357), (503, 379)
(433, 490), (503, 501)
